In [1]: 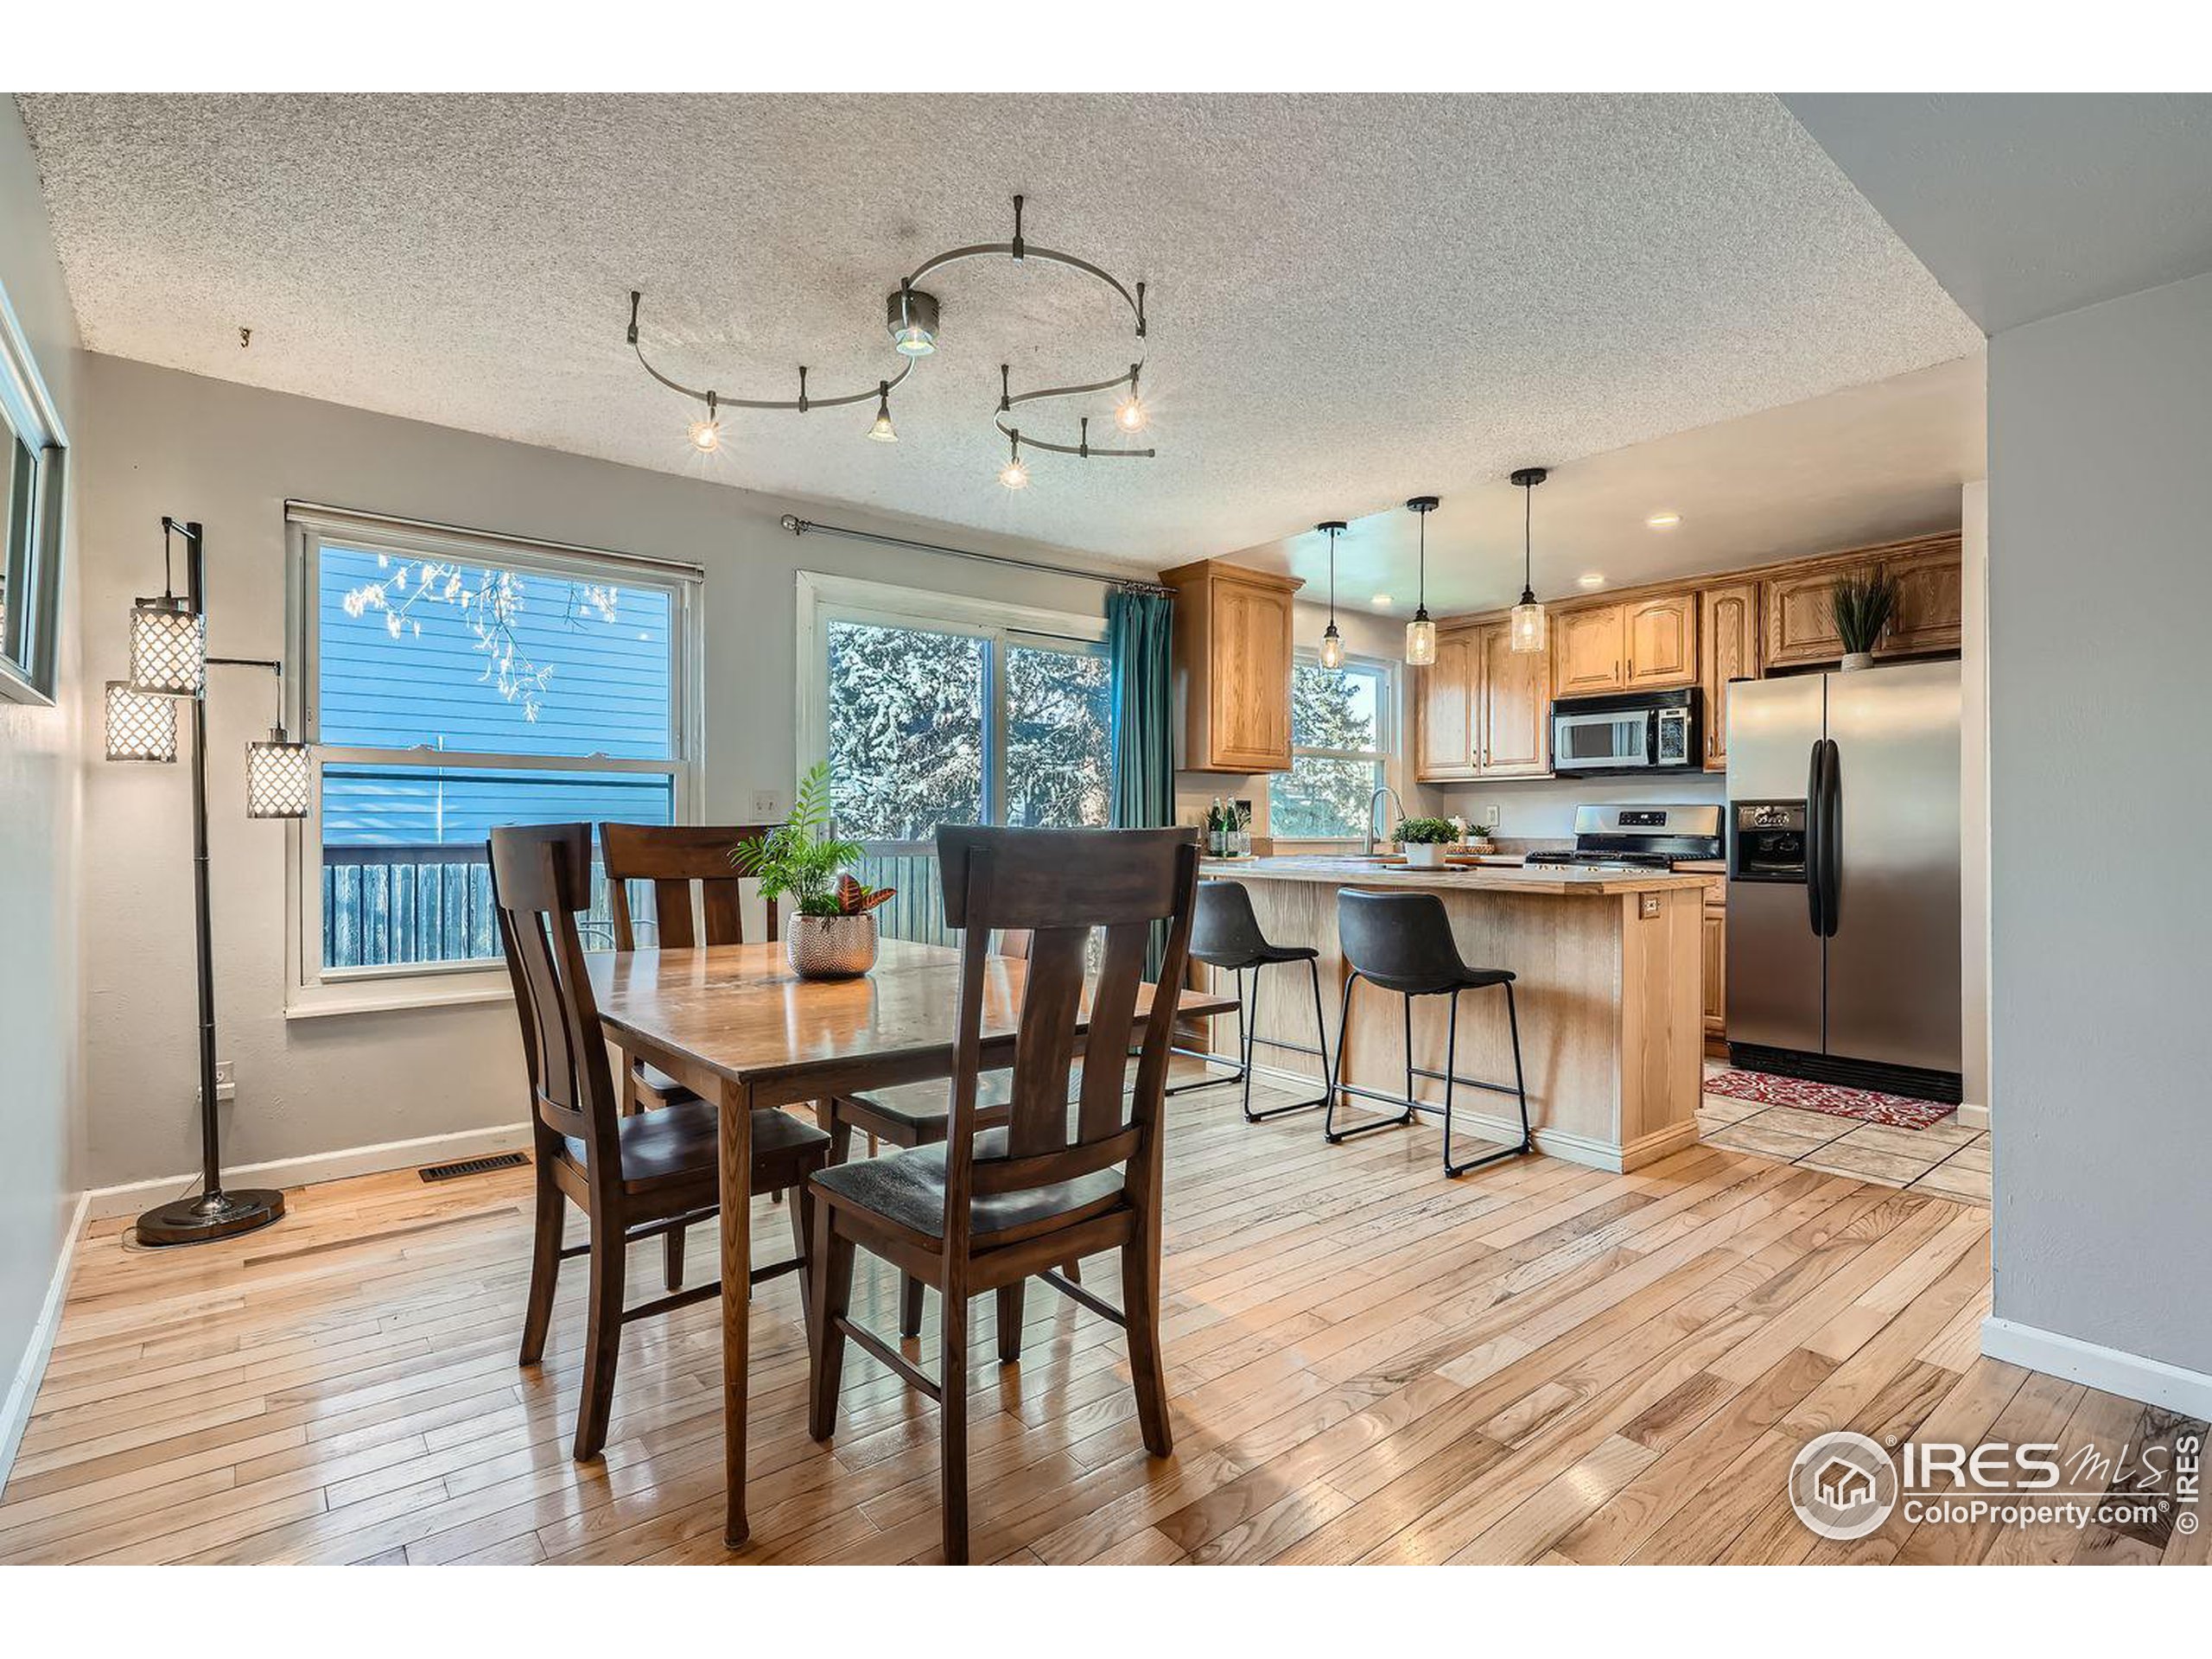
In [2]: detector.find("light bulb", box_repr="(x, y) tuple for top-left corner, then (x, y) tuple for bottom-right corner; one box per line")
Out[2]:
(999, 456), (1031, 491)
(868, 409), (898, 443)
(1510, 596), (1548, 654)
(894, 324), (936, 358)
(1405, 613), (1437, 668)
(1115, 395), (1147, 433)
(688, 417), (721, 454)
(1319, 624), (1345, 671)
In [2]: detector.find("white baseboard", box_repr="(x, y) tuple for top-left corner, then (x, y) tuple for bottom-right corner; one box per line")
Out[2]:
(1, 1191), (92, 1497)
(84, 1121), (534, 1223)
(1981, 1315), (2212, 1420)
(1955, 1102), (1989, 1132)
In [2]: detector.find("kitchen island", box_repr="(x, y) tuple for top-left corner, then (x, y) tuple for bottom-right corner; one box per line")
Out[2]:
(1192, 855), (1710, 1172)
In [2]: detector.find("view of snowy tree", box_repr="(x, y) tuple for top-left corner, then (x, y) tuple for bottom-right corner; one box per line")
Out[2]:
(1268, 659), (1388, 838)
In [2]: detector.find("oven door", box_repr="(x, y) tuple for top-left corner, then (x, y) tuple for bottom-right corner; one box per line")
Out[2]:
(1552, 706), (1655, 772)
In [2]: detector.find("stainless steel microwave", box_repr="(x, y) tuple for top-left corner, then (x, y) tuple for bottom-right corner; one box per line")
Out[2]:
(1550, 687), (1700, 775)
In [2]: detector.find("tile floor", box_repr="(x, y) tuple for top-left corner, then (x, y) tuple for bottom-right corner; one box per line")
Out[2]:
(1695, 1064), (1989, 1205)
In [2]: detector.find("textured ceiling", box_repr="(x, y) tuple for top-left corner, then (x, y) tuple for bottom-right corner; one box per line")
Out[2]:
(19, 93), (1980, 564)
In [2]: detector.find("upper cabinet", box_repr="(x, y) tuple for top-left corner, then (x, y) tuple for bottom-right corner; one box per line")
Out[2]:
(1550, 589), (1698, 699)
(1415, 625), (1480, 781)
(1764, 533), (1963, 669)
(1623, 592), (1699, 690)
(1699, 582), (1760, 772)
(1553, 605), (1627, 696)
(1160, 559), (1303, 772)
(1414, 620), (1548, 781)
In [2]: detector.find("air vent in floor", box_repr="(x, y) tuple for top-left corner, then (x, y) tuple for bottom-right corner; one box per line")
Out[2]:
(419, 1151), (529, 1183)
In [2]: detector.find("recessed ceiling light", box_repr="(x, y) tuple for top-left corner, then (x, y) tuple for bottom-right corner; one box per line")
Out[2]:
(1646, 512), (1682, 530)
(1577, 573), (1607, 589)
(1370, 593), (1393, 607)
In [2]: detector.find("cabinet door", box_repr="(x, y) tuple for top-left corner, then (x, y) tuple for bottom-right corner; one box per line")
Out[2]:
(1699, 582), (1760, 772)
(1624, 592), (1697, 689)
(1415, 627), (1479, 780)
(1881, 550), (1963, 657)
(1702, 906), (1727, 1045)
(1763, 566), (1855, 667)
(1553, 604), (1625, 696)
(1477, 621), (1550, 776)
(1210, 577), (1294, 770)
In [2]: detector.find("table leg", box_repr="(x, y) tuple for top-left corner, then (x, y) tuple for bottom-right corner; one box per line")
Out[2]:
(720, 1075), (754, 1548)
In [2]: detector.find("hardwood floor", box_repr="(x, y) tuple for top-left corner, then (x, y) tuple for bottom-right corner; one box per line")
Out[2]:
(2, 1078), (2195, 1566)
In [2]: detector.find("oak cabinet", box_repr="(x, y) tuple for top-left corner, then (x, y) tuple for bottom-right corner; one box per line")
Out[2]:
(1762, 565), (1851, 668)
(1553, 605), (1627, 696)
(1762, 536), (1964, 668)
(1701, 893), (1728, 1051)
(1883, 548), (1964, 657)
(1415, 626), (1481, 781)
(1699, 582), (1760, 772)
(1476, 621), (1551, 776)
(1160, 559), (1303, 772)
(1623, 592), (1698, 690)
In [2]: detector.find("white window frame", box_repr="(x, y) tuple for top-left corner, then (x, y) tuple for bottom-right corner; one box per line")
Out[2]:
(0, 276), (68, 707)
(794, 570), (1109, 830)
(1269, 646), (1397, 843)
(284, 504), (704, 1017)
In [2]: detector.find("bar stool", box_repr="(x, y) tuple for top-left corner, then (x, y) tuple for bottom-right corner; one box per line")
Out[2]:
(1167, 880), (1333, 1121)
(1325, 887), (1533, 1177)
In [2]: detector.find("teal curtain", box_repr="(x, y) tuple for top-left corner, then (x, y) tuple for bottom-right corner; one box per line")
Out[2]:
(1108, 586), (1177, 974)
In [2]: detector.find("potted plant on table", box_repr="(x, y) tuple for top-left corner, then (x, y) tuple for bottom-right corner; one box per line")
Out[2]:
(1828, 569), (1899, 671)
(1395, 816), (1459, 868)
(730, 763), (895, 980)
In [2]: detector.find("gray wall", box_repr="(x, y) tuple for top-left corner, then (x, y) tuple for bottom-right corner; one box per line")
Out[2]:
(0, 99), (84, 1465)
(1988, 269), (2212, 1373)
(75, 353), (1146, 1191)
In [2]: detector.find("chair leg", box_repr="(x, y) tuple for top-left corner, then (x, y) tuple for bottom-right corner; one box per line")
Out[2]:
(664, 1220), (685, 1291)
(900, 1273), (927, 1340)
(806, 1198), (854, 1442)
(1237, 968), (1256, 1120)
(996, 1281), (1026, 1365)
(573, 1215), (626, 1461)
(1240, 957), (1334, 1121)
(1324, 974), (1412, 1143)
(1323, 972), (1358, 1142)
(788, 1179), (815, 1332)
(1122, 1227), (1174, 1458)
(1442, 983), (1535, 1178)
(826, 1107), (855, 1166)
(518, 1166), (563, 1366)
(1440, 989), (1461, 1175)
(1507, 981), (1533, 1151)
(939, 1264), (970, 1566)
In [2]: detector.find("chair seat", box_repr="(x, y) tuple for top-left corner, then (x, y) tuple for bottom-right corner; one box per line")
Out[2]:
(1193, 940), (1319, 971)
(564, 1098), (829, 1197)
(838, 1072), (1015, 1139)
(1362, 964), (1516, 997)
(632, 1061), (699, 1103)
(810, 1128), (1125, 1247)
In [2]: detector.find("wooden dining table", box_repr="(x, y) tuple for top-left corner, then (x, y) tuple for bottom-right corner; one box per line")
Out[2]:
(586, 936), (1235, 1548)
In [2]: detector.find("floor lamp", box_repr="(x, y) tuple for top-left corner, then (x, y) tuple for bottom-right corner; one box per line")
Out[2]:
(105, 518), (312, 1246)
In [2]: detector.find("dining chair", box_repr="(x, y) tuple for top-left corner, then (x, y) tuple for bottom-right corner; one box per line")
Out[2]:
(804, 825), (1200, 1564)
(490, 823), (830, 1462)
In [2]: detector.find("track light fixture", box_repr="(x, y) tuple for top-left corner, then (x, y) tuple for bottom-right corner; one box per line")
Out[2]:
(867, 381), (898, 443)
(999, 432), (1030, 492)
(1404, 496), (1440, 667)
(1316, 520), (1347, 671)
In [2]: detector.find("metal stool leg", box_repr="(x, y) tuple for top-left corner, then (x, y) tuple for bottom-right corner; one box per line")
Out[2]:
(1237, 957), (1333, 1122)
(1166, 965), (1249, 1096)
(1324, 974), (1415, 1144)
(1443, 982), (1535, 1178)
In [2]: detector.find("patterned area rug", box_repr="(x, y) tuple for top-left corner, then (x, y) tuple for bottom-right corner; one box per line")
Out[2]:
(1701, 1068), (1959, 1130)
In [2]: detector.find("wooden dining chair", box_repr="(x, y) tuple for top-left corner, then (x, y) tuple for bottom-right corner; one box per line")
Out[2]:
(490, 823), (830, 1462)
(804, 825), (1199, 1564)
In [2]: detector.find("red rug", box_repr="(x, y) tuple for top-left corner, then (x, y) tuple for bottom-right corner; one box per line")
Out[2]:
(1701, 1068), (1958, 1130)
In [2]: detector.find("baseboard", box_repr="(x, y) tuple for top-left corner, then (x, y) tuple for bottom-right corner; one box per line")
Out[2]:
(84, 1121), (534, 1223)
(1981, 1315), (2212, 1420)
(0, 1191), (92, 1497)
(1955, 1102), (1989, 1132)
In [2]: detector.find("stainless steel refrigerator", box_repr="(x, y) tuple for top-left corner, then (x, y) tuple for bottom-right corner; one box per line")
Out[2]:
(1725, 661), (1961, 1102)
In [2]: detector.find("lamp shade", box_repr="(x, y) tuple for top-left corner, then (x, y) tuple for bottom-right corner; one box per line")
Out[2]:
(1510, 596), (1548, 654)
(105, 680), (179, 762)
(245, 731), (313, 818)
(1404, 612), (1437, 668)
(1319, 621), (1345, 671)
(129, 595), (206, 696)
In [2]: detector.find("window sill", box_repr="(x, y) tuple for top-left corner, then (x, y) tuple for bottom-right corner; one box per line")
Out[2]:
(284, 969), (513, 1020)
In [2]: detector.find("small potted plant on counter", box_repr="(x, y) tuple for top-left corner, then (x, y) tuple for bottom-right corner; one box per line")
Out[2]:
(731, 762), (895, 980)
(1829, 568), (1898, 671)
(1395, 816), (1459, 868)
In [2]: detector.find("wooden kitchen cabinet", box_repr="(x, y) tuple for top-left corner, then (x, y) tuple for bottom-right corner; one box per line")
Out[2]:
(1160, 559), (1303, 772)
(1415, 625), (1480, 781)
(1762, 534), (1963, 668)
(1623, 592), (1698, 690)
(1882, 547), (1964, 657)
(1701, 881), (1728, 1053)
(1553, 605), (1627, 696)
(1699, 581), (1760, 772)
(1476, 620), (1550, 776)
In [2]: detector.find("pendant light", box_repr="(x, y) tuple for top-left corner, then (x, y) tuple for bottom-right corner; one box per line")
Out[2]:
(1509, 467), (1549, 653)
(1316, 520), (1347, 670)
(1403, 495), (1439, 667)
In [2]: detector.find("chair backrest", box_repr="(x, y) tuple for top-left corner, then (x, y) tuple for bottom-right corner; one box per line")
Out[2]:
(600, 822), (779, 950)
(1189, 879), (1269, 969)
(935, 825), (1199, 1237)
(491, 823), (622, 1179)
(1336, 887), (1465, 985)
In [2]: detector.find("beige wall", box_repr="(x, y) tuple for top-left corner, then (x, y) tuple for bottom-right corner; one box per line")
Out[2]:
(74, 353), (1157, 1192)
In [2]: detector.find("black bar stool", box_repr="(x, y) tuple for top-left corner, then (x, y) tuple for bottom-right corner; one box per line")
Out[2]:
(1325, 887), (1533, 1177)
(1167, 880), (1333, 1121)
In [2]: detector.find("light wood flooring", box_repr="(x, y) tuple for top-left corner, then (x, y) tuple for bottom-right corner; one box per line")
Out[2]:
(2, 1078), (2193, 1566)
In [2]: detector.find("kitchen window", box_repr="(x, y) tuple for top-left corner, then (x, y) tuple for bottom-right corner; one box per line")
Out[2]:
(287, 505), (702, 1014)
(1268, 652), (1393, 841)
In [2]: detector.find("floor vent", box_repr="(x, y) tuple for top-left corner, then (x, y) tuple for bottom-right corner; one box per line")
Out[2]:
(419, 1151), (529, 1183)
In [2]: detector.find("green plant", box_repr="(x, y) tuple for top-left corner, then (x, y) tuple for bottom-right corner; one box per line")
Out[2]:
(1395, 816), (1459, 846)
(1828, 569), (1899, 655)
(729, 763), (893, 919)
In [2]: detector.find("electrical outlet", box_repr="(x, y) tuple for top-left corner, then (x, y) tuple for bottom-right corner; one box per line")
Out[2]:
(751, 788), (784, 820)
(198, 1061), (237, 1106)
(1483, 804), (1502, 830)
(1639, 893), (1662, 919)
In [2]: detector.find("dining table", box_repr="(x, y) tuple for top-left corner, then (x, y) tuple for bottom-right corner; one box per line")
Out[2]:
(585, 936), (1236, 1547)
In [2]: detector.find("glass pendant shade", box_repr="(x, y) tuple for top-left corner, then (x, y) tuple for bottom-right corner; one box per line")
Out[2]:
(105, 680), (178, 762)
(1405, 612), (1437, 668)
(129, 595), (206, 695)
(867, 410), (898, 442)
(1510, 594), (1548, 653)
(245, 730), (313, 818)
(1319, 622), (1345, 671)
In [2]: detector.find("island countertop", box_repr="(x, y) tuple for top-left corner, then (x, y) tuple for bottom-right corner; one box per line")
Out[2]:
(1199, 854), (1713, 897)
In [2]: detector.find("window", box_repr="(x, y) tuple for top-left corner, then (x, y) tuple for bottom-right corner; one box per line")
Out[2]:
(1268, 652), (1393, 840)
(0, 279), (67, 705)
(289, 505), (701, 1011)
(800, 574), (1113, 943)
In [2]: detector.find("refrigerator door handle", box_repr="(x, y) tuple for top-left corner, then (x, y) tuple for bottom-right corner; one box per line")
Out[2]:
(1820, 737), (1843, 938)
(1805, 740), (1827, 937)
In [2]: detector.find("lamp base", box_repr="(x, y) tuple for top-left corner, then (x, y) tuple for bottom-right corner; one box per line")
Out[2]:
(134, 1188), (286, 1248)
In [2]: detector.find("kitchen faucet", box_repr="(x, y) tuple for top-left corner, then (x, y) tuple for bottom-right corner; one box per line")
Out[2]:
(1364, 785), (1406, 856)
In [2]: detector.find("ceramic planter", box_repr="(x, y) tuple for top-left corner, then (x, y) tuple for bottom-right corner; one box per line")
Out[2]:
(786, 913), (879, 979)
(1403, 843), (1446, 868)
(1840, 651), (1876, 672)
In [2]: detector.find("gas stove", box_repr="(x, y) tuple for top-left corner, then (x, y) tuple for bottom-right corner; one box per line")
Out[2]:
(1521, 804), (1724, 871)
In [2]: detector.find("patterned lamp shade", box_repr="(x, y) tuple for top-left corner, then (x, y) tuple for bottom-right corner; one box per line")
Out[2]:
(129, 595), (207, 696)
(105, 680), (179, 763)
(245, 731), (313, 819)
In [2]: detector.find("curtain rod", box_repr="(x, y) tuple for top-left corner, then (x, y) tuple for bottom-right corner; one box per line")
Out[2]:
(779, 513), (1175, 598)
